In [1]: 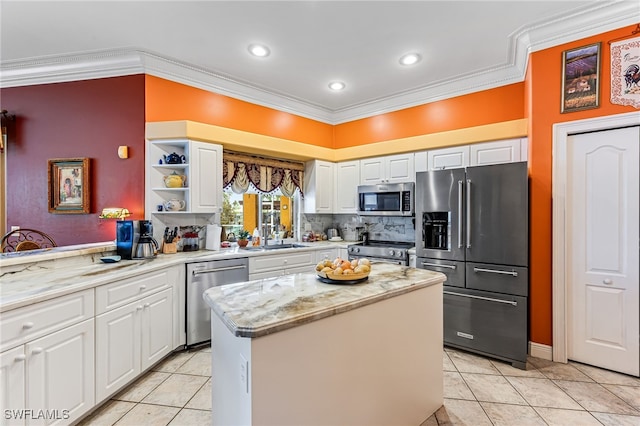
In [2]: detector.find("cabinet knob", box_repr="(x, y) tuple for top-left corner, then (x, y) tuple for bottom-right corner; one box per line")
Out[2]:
(137, 305), (143, 311)
(603, 278), (613, 285)
(140, 285), (147, 290)
(14, 354), (26, 362)
(31, 348), (43, 355)
(144, 303), (150, 308)
(23, 322), (34, 329)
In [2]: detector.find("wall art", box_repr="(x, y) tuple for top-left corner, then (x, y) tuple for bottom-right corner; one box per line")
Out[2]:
(610, 36), (640, 109)
(48, 157), (90, 214)
(561, 43), (601, 113)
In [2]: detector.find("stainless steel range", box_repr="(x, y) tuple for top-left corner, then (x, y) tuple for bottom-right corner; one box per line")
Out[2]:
(347, 240), (413, 265)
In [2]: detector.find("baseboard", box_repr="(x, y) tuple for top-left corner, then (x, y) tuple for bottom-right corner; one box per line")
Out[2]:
(529, 342), (553, 361)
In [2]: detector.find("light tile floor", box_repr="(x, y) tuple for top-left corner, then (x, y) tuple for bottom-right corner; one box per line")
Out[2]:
(79, 346), (640, 425)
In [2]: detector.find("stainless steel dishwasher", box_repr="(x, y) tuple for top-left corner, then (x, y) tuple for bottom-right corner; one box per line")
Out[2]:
(186, 257), (249, 347)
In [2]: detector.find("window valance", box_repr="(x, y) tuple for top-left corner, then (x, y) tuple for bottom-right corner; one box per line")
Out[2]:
(222, 151), (304, 197)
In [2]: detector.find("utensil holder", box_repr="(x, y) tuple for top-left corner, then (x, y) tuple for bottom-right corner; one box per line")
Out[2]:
(162, 242), (177, 254)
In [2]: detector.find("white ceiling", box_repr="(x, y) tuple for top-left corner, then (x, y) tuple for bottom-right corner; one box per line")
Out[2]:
(1, 1), (638, 124)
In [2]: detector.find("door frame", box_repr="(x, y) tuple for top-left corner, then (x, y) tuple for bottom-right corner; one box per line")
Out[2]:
(552, 111), (640, 363)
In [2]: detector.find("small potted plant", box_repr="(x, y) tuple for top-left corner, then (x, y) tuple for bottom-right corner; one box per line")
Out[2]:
(237, 229), (251, 248)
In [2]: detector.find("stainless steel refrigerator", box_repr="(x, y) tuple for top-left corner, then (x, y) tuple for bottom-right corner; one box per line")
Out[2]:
(415, 162), (528, 369)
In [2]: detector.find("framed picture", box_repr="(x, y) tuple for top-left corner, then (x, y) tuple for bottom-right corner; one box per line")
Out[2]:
(610, 36), (640, 109)
(561, 43), (601, 113)
(48, 157), (90, 214)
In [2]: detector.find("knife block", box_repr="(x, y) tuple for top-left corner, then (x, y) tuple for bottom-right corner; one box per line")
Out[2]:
(162, 241), (177, 254)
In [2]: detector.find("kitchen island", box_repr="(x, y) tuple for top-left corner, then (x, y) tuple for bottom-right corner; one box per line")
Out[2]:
(203, 263), (445, 426)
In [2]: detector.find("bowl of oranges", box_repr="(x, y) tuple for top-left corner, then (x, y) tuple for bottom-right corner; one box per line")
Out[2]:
(315, 257), (371, 284)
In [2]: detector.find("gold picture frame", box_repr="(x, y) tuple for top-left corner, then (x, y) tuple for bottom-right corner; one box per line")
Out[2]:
(561, 42), (601, 113)
(48, 157), (90, 214)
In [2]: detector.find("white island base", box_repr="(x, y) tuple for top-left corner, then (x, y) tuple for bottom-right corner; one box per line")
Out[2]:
(211, 281), (443, 425)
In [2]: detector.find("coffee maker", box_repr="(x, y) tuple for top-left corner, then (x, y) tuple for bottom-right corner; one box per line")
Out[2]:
(117, 220), (159, 259)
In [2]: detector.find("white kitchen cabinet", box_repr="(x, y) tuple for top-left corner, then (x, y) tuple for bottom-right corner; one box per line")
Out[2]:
(304, 160), (335, 214)
(427, 146), (470, 170)
(414, 151), (428, 173)
(360, 153), (414, 184)
(95, 288), (173, 402)
(334, 161), (360, 214)
(146, 139), (222, 221)
(1, 346), (26, 426)
(249, 251), (316, 280)
(27, 319), (95, 425)
(315, 248), (339, 263)
(470, 138), (523, 166)
(0, 289), (95, 426)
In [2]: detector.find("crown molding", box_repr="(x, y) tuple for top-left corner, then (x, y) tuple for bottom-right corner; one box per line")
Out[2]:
(1, 1), (637, 125)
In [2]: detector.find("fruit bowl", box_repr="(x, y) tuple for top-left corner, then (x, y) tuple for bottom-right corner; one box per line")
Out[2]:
(315, 257), (371, 284)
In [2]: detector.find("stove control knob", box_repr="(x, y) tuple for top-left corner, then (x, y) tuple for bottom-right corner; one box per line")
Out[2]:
(398, 251), (405, 257)
(389, 250), (396, 257)
(351, 247), (359, 253)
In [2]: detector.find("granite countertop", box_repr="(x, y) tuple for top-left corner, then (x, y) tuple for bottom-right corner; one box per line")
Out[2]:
(203, 263), (445, 338)
(0, 240), (355, 313)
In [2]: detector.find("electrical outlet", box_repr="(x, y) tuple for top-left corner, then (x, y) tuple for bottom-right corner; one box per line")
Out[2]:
(239, 354), (249, 394)
(10, 226), (19, 232)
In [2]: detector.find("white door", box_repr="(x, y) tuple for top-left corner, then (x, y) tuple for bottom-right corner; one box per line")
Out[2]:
(27, 319), (95, 425)
(360, 157), (385, 184)
(567, 126), (639, 376)
(141, 289), (173, 370)
(95, 302), (141, 401)
(386, 153), (415, 183)
(334, 161), (360, 213)
(0, 346), (26, 426)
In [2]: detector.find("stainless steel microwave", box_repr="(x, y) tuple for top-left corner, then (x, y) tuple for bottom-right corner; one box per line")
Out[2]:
(357, 182), (415, 216)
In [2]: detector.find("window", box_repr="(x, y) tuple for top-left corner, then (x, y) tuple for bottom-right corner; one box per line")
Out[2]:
(221, 187), (298, 241)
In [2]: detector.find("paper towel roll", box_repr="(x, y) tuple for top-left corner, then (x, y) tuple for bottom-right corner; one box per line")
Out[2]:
(205, 224), (221, 251)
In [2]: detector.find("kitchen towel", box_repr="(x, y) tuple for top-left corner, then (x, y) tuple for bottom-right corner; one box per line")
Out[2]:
(205, 224), (221, 251)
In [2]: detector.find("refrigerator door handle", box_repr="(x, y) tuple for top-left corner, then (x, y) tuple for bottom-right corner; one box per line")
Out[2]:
(473, 267), (519, 277)
(458, 180), (463, 248)
(466, 179), (472, 248)
(444, 290), (518, 306)
(421, 261), (456, 270)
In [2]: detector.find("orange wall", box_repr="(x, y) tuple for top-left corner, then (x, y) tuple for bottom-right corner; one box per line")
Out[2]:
(334, 83), (526, 147)
(527, 24), (639, 346)
(145, 75), (334, 148)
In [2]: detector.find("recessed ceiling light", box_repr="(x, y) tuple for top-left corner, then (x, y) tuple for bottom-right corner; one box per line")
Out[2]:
(328, 81), (346, 91)
(248, 44), (270, 57)
(399, 53), (421, 66)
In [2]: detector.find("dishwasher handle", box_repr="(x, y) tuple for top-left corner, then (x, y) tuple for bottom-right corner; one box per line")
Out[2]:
(192, 265), (247, 276)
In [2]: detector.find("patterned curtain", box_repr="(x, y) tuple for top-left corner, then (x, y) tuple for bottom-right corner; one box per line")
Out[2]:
(222, 151), (304, 197)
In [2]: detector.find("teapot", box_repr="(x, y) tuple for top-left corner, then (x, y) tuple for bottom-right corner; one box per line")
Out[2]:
(163, 152), (186, 164)
(163, 199), (186, 211)
(163, 171), (186, 188)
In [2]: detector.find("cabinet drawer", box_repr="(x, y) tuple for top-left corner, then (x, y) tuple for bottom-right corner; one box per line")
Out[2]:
(96, 269), (172, 314)
(465, 262), (528, 296)
(315, 249), (338, 263)
(0, 289), (94, 351)
(249, 252), (315, 273)
(444, 287), (527, 363)
(417, 258), (465, 288)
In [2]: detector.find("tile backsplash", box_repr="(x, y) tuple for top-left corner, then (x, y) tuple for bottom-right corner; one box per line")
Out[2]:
(301, 214), (415, 244)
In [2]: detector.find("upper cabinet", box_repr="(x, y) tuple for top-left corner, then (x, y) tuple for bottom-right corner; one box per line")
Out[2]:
(334, 161), (360, 214)
(146, 139), (223, 217)
(360, 153), (415, 184)
(427, 146), (470, 170)
(420, 138), (528, 171)
(470, 138), (525, 166)
(304, 160), (335, 214)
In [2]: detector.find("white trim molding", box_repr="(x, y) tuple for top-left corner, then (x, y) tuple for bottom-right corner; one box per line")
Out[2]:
(529, 342), (553, 361)
(552, 111), (640, 364)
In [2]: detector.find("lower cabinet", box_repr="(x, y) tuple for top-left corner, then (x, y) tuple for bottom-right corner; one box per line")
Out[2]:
(249, 251), (316, 280)
(95, 288), (173, 402)
(0, 319), (95, 426)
